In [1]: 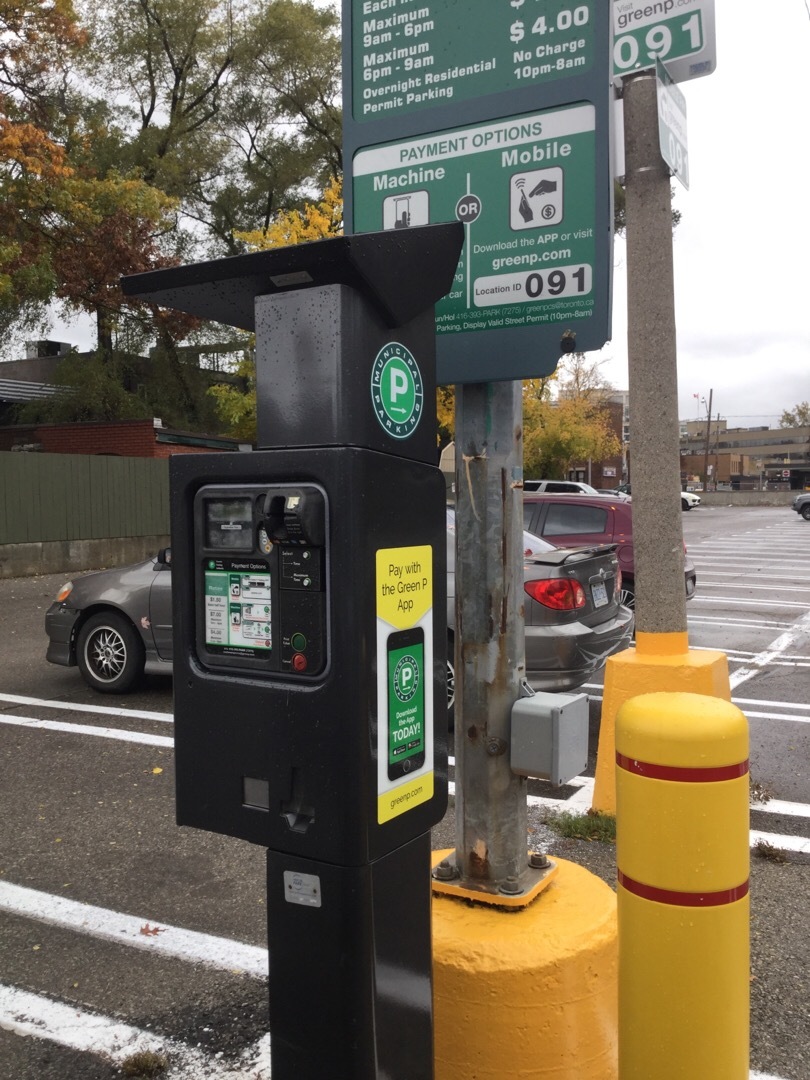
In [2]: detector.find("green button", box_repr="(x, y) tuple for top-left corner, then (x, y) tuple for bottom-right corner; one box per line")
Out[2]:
(291, 633), (307, 652)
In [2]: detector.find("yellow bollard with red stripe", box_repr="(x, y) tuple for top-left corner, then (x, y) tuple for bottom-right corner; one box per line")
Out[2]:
(616, 692), (750, 1080)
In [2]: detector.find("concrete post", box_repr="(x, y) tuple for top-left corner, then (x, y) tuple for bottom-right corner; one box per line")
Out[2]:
(623, 71), (687, 637)
(453, 380), (528, 889)
(591, 73), (732, 815)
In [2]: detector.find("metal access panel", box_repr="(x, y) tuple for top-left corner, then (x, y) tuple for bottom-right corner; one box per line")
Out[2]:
(171, 447), (448, 867)
(510, 691), (588, 786)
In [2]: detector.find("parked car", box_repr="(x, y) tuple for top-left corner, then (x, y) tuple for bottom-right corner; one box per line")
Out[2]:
(522, 492), (697, 611)
(446, 509), (633, 706)
(616, 482), (701, 511)
(524, 479), (600, 495)
(791, 492), (810, 520)
(46, 515), (633, 712)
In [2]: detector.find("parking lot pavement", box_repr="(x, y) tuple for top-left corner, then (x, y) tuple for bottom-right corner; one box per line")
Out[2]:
(1, 506), (809, 1078)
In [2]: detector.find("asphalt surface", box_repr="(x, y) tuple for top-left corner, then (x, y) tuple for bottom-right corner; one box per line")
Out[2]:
(0, 504), (808, 1078)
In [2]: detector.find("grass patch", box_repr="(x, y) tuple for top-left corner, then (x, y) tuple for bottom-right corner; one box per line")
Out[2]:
(750, 778), (772, 805)
(121, 1051), (168, 1078)
(548, 809), (616, 844)
(752, 839), (788, 864)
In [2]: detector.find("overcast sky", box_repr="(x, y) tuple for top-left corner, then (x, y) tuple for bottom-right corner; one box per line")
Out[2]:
(44, 0), (810, 430)
(604, 0), (810, 427)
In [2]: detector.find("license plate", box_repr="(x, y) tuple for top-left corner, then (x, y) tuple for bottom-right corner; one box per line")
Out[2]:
(591, 581), (609, 608)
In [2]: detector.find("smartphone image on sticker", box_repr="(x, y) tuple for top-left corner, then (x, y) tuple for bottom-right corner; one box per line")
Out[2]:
(387, 627), (426, 781)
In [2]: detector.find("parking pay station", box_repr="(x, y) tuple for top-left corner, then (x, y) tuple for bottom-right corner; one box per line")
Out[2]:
(122, 223), (464, 1079)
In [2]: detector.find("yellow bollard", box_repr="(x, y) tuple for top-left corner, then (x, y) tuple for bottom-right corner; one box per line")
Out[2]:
(616, 692), (750, 1080)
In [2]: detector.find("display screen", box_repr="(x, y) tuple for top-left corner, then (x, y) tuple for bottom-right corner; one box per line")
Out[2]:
(204, 560), (272, 655)
(204, 497), (253, 551)
(387, 630), (425, 776)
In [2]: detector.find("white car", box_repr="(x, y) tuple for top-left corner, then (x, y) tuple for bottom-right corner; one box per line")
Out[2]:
(617, 483), (700, 511)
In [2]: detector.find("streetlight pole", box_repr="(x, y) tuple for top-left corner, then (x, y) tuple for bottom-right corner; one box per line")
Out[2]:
(702, 388), (713, 493)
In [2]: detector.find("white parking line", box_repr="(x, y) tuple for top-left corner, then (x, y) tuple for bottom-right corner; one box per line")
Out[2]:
(697, 582), (810, 594)
(0, 712), (173, 747)
(689, 616), (793, 630)
(0, 692), (172, 723)
(0, 982), (784, 1080)
(692, 596), (810, 610)
(730, 609), (810, 690)
(0, 985), (271, 1079)
(0, 881), (267, 978)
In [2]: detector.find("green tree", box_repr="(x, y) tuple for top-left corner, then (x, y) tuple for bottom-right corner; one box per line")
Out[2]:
(522, 354), (621, 477)
(79, 0), (342, 254)
(780, 402), (810, 428)
(523, 395), (621, 479)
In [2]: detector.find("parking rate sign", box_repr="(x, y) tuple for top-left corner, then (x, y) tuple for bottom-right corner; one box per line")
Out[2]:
(344, 0), (613, 385)
(354, 0), (600, 122)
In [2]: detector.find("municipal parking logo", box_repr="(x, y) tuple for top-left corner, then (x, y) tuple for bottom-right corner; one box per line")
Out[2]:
(371, 342), (424, 440)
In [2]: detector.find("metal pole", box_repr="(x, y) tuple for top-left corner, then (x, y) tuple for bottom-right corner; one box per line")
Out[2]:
(454, 380), (527, 889)
(702, 388), (713, 493)
(624, 72), (687, 636)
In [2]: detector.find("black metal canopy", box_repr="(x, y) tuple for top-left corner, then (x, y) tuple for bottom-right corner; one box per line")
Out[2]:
(121, 223), (464, 330)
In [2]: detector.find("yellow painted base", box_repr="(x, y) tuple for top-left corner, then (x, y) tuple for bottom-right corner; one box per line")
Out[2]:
(432, 855), (618, 1079)
(592, 641), (731, 814)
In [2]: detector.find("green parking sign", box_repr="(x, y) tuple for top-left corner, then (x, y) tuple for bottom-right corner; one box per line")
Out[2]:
(353, 105), (598, 363)
(343, 0), (614, 384)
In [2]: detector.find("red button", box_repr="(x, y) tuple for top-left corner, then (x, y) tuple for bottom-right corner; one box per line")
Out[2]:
(292, 653), (308, 672)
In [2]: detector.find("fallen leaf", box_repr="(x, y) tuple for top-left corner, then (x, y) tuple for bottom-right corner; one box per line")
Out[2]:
(139, 923), (165, 937)
(152, 767), (163, 775)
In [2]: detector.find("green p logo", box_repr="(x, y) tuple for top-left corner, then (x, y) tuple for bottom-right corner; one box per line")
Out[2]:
(371, 342), (424, 439)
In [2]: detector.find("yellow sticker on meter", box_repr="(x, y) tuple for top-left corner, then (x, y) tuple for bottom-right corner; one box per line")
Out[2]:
(375, 546), (433, 630)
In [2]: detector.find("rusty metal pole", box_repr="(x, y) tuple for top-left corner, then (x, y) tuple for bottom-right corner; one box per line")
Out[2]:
(453, 380), (528, 891)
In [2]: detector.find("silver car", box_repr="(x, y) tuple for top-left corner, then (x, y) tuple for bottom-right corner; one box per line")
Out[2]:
(46, 521), (633, 712)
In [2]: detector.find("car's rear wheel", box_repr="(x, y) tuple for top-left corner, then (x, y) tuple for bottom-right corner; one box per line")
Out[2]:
(447, 632), (456, 729)
(802, 504), (810, 521)
(618, 583), (636, 611)
(77, 612), (145, 694)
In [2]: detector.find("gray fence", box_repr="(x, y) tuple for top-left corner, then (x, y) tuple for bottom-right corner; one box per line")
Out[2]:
(0, 452), (170, 577)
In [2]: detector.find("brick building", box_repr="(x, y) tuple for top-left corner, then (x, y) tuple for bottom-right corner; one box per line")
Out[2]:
(0, 418), (245, 457)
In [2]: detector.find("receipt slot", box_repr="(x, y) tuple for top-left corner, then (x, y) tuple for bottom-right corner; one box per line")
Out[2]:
(122, 223), (464, 1080)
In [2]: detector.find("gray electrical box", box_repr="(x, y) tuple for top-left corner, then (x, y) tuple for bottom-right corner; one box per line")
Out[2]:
(510, 692), (589, 787)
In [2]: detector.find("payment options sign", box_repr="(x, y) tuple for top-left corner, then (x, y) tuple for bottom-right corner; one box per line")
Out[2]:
(353, 105), (598, 355)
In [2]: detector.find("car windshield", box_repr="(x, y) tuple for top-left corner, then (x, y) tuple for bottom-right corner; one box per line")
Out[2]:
(446, 508), (555, 556)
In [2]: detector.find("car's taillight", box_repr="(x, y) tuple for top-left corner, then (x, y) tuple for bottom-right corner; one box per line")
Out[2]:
(616, 567), (622, 595)
(525, 578), (586, 610)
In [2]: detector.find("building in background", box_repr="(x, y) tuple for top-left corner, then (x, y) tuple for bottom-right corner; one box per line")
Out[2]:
(679, 420), (810, 491)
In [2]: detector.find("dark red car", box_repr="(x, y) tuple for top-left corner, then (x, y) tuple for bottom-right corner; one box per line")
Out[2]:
(522, 493), (697, 611)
